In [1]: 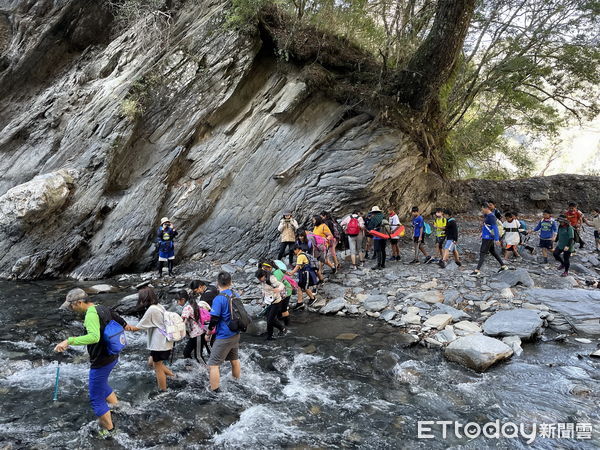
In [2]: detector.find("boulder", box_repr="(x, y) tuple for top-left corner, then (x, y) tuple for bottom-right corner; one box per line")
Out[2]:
(363, 294), (389, 312)
(114, 293), (140, 315)
(495, 268), (534, 288)
(522, 288), (600, 335)
(482, 309), (543, 340)
(405, 290), (444, 304)
(0, 169), (76, 227)
(445, 335), (513, 371)
(568, 263), (597, 277)
(431, 303), (470, 322)
(502, 336), (523, 356)
(423, 314), (453, 330)
(87, 284), (119, 294)
(320, 297), (347, 315)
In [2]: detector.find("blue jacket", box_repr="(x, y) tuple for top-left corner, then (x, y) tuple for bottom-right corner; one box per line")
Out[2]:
(534, 219), (558, 240)
(481, 213), (500, 241)
(156, 226), (178, 258)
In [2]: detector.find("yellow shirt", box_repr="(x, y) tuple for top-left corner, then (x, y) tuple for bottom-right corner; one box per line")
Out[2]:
(296, 253), (309, 267)
(313, 224), (332, 239)
(433, 217), (447, 237)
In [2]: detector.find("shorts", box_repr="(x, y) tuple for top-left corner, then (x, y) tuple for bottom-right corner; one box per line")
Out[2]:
(158, 256), (175, 262)
(89, 358), (118, 417)
(539, 239), (553, 249)
(505, 244), (518, 250)
(436, 236), (446, 247)
(150, 350), (172, 362)
(443, 240), (456, 251)
(413, 236), (424, 244)
(298, 270), (317, 289)
(207, 334), (240, 366)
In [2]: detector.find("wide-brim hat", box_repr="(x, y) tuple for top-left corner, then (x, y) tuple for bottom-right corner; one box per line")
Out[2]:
(370, 206), (382, 212)
(160, 217), (170, 224)
(59, 288), (87, 310)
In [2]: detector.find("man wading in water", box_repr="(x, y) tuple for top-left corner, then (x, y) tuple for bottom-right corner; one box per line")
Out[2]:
(54, 288), (134, 439)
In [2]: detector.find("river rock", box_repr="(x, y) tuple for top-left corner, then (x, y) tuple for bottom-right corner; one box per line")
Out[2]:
(499, 287), (514, 299)
(434, 328), (457, 344)
(114, 293), (139, 315)
(87, 284), (119, 294)
(502, 336), (523, 356)
(495, 268), (534, 288)
(568, 263), (596, 277)
(320, 297), (347, 315)
(380, 310), (397, 322)
(444, 290), (460, 305)
(401, 313), (422, 325)
(431, 303), (470, 322)
(454, 321), (482, 334)
(445, 335), (513, 371)
(482, 309), (543, 340)
(363, 294), (389, 312)
(522, 288), (600, 335)
(336, 333), (359, 341)
(423, 314), (453, 330)
(405, 290), (444, 304)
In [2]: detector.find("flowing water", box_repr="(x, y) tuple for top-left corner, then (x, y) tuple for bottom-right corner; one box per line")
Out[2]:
(1, 280), (599, 449)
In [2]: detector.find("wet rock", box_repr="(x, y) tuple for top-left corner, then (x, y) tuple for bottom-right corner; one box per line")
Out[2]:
(114, 293), (140, 315)
(404, 290), (443, 304)
(454, 321), (482, 334)
(434, 328), (457, 344)
(87, 284), (119, 294)
(522, 288), (600, 335)
(380, 309), (397, 322)
(336, 333), (359, 341)
(302, 344), (317, 354)
(321, 283), (348, 300)
(502, 336), (523, 356)
(495, 268), (534, 288)
(431, 304), (470, 322)
(363, 294), (389, 312)
(423, 314), (453, 330)
(346, 304), (360, 315)
(482, 309), (543, 340)
(445, 335), (513, 372)
(320, 297), (346, 315)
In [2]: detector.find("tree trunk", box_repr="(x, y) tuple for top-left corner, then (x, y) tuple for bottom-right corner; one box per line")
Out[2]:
(395, 0), (477, 111)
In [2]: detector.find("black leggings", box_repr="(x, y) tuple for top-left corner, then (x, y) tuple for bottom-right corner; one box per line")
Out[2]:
(279, 296), (290, 326)
(476, 239), (504, 270)
(266, 302), (284, 338)
(553, 248), (571, 272)
(158, 260), (174, 275)
(183, 336), (198, 360)
(278, 242), (295, 265)
(374, 239), (387, 267)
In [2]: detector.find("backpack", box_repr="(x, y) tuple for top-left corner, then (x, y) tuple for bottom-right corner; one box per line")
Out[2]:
(330, 220), (342, 241)
(224, 292), (250, 333)
(423, 222), (432, 237)
(283, 274), (299, 290)
(97, 306), (127, 356)
(301, 251), (318, 269)
(158, 305), (186, 342)
(307, 232), (328, 255)
(346, 217), (360, 236)
(199, 308), (212, 332)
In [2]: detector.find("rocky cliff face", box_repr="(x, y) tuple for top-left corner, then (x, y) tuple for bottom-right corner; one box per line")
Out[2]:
(0, 0), (441, 279)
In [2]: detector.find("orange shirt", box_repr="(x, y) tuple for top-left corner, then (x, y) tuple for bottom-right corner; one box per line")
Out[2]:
(565, 210), (582, 227)
(313, 224), (332, 239)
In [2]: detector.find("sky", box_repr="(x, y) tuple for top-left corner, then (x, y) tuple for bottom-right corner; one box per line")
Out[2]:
(544, 119), (600, 176)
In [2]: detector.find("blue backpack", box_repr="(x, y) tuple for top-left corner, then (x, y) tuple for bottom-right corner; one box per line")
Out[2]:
(423, 222), (432, 237)
(97, 306), (127, 355)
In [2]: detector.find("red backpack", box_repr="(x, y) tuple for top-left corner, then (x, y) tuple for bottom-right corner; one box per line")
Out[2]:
(346, 217), (360, 236)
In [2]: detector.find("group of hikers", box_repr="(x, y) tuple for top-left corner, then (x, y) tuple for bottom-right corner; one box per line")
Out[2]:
(54, 201), (600, 438)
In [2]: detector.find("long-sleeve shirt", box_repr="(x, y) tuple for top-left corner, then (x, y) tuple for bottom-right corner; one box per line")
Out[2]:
(533, 219), (558, 240)
(278, 218), (299, 242)
(482, 213), (500, 241)
(261, 275), (284, 305)
(68, 305), (126, 368)
(557, 225), (575, 252)
(502, 220), (521, 246)
(136, 304), (174, 351)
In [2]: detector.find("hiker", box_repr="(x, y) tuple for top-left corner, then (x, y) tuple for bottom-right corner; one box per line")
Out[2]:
(321, 211), (341, 269)
(277, 211), (299, 266)
(180, 289), (205, 362)
(260, 260), (293, 327)
(432, 208), (447, 260)
(256, 268), (287, 340)
(207, 271), (242, 393)
(127, 287), (175, 392)
(312, 215), (336, 274)
(367, 206), (390, 270)
(502, 212), (522, 259)
(554, 215), (575, 277)
(488, 200), (503, 221)
(566, 202), (585, 249)
(54, 288), (133, 439)
(584, 208), (600, 251)
(341, 211), (365, 269)
(514, 212), (534, 254)
(190, 280), (219, 307)
(530, 210), (558, 263)
(364, 210), (375, 259)
(410, 206), (431, 264)
(297, 229), (325, 284)
(388, 208), (402, 262)
(156, 217), (178, 277)
(472, 203), (508, 276)
(438, 210), (461, 268)
(167, 291), (187, 314)
(289, 245), (318, 308)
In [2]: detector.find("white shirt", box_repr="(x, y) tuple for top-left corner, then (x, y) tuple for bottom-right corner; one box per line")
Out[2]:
(502, 220), (521, 246)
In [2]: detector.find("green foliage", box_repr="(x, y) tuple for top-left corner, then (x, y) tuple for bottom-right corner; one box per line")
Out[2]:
(120, 98), (143, 120)
(225, 0), (271, 30)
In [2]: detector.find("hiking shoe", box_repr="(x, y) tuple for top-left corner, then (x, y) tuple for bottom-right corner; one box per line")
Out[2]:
(438, 260), (446, 268)
(424, 256), (432, 264)
(331, 267), (337, 275)
(498, 265), (509, 272)
(455, 261), (462, 267)
(557, 264), (565, 271)
(308, 297), (318, 307)
(470, 270), (481, 276)
(278, 328), (288, 337)
(293, 303), (305, 311)
(409, 259), (420, 265)
(561, 271), (569, 277)
(97, 428), (117, 440)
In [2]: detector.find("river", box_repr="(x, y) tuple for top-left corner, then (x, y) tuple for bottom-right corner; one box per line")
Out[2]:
(1, 280), (599, 449)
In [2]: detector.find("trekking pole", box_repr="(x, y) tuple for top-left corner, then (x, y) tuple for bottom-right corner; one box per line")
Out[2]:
(52, 357), (61, 401)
